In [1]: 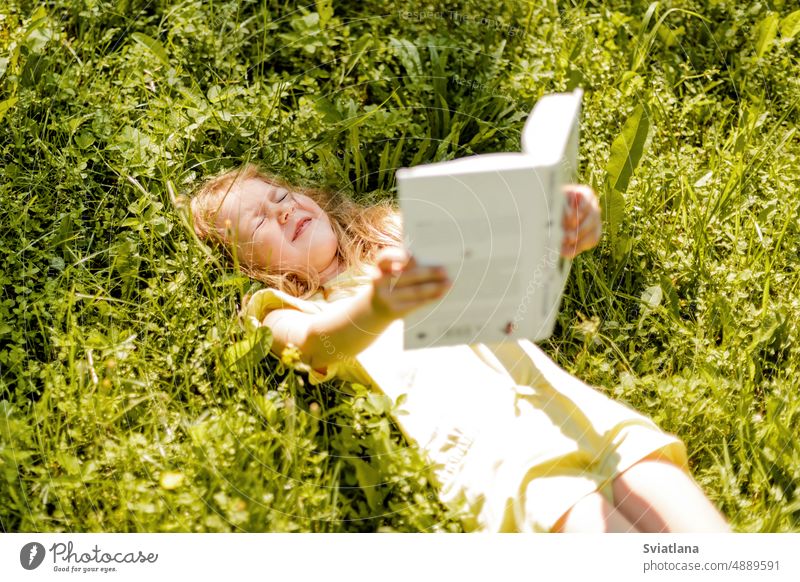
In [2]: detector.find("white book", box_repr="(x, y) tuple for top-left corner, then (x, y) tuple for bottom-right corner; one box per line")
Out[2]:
(396, 89), (583, 350)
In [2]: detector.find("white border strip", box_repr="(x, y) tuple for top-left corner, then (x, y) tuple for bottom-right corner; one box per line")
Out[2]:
(1, 534), (799, 581)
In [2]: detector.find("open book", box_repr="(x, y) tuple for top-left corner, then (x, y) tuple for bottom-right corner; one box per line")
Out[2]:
(396, 89), (583, 350)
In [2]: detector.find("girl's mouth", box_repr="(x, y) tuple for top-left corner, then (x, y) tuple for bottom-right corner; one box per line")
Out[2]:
(293, 217), (311, 241)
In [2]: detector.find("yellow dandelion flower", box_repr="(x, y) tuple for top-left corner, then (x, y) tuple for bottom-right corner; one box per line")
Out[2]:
(280, 343), (301, 367)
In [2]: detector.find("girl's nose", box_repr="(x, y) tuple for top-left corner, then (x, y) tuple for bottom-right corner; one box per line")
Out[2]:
(278, 202), (295, 225)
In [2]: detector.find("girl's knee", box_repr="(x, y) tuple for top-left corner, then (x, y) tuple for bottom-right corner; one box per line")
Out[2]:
(615, 454), (692, 489)
(612, 456), (697, 509)
(612, 457), (730, 533)
(552, 491), (640, 533)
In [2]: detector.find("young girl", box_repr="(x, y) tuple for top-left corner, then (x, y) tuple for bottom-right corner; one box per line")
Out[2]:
(189, 163), (730, 533)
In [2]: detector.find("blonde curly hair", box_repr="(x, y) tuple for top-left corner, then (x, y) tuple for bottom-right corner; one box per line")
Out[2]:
(188, 164), (402, 299)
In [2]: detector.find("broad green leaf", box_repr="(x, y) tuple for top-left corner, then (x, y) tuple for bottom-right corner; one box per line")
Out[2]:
(349, 457), (383, 511)
(659, 274), (680, 318)
(314, 97), (343, 123)
(366, 393), (392, 415)
(127, 195), (150, 216)
(24, 6), (52, 53)
(656, 24), (684, 47)
(605, 105), (650, 194)
(0, 97), (18, 124)
(600, 186), (626, 238)
(223, 326), (273, 371)
(780, 10), (800, 39)
(640, 284), (663, 312)
(389, 37), (422, 77)
(56, 453), (82, 476)
(119, 217), (141, 228)
(612, 234), (633, 263)
(207, 85), (222, 103)
(131, 32), (170, 66)
(49, 256), (65, 271)
(747, 310), (786, 353)
(393, 392), (408, 410)
(252, 394), (278, 425)
(315, 0), (334, 28)
(343, 34), (373, 77)
(74, 131), (95, 149)
(754, 12), (779, 58)
(25, 27), (53, 54)
(301, 11), (320, 29)
(151, 216), (173, 236)
(28, 5), (48, 23)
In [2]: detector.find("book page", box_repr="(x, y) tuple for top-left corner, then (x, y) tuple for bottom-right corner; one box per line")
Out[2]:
(397, 90), (582, 349)
(398, 166), (556, 348)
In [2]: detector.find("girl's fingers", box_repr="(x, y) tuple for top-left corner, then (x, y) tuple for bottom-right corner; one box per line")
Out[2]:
(562, 186), (594, 229)
(564, 183), (597, 200)
(390, 286), (452, 312)
(378, 279), (451, 304)
(561, 185), (601, 257)
(562, 210), (601, 249)
(389, 265), (448, 289)
(373, 266), (447, 298)
(372, 248), (451, 317)
(375, 246), (412, 275)
(392, 299), (442, 313)
(561, 239), (579, 258)
(582, 210), (603, 248)
(576, 210), (602, 243)
(562, 213), (602, 257)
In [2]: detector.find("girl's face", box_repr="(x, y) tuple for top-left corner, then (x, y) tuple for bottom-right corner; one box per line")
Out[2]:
(214, 177), (339, 279)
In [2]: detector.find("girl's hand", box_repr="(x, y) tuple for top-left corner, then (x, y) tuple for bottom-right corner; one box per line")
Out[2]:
(369, 247), (452, 321)
(561, 184), (601, 258)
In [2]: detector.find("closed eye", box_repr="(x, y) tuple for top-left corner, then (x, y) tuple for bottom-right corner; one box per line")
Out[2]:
(254, 191), (289, 235)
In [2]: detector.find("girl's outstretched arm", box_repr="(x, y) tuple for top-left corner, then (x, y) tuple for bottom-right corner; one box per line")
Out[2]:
(263, 247), (451, 371)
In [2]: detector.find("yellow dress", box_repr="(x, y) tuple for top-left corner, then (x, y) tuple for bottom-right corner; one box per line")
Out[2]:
(241, 266), (688, 532)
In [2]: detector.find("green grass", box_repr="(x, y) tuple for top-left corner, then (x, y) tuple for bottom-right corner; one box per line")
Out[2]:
(1, 0), (799, 532)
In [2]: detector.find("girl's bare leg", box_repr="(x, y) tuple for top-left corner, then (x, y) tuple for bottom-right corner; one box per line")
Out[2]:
(553, 491), (641, 532)
(612, 457), (730, 532)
